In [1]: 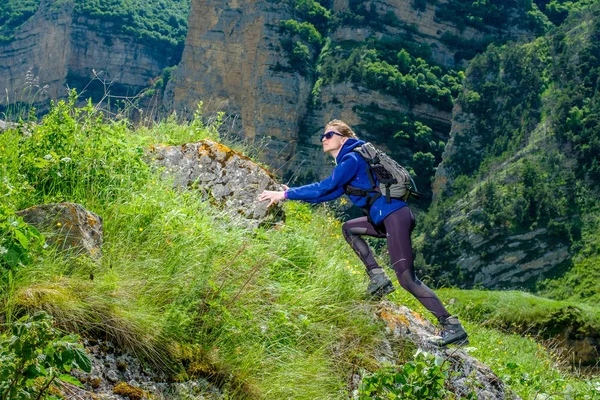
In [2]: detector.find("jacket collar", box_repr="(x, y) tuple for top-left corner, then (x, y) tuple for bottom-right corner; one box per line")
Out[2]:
(335, 138), (365, 164)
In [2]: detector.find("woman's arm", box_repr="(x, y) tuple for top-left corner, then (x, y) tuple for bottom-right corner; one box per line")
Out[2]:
(258, 156), (359, 206)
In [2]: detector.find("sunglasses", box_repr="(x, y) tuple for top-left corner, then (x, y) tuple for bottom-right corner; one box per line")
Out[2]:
(320, 131), (343, 142)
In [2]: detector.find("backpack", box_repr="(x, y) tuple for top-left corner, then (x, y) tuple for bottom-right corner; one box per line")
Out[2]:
(345, 142), (420, 204)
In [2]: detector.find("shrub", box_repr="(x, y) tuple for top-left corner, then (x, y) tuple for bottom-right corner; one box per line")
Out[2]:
(358, 350), (465, 399)
(0, 311), (92, 400)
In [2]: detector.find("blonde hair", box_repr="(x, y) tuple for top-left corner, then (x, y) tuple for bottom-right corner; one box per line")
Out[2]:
(325, 119), (358, 139)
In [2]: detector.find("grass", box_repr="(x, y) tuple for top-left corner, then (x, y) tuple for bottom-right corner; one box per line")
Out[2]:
(1, 99), (599, 399)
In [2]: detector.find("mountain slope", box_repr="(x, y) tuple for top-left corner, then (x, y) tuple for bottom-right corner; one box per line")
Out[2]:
(417, 2), (600, 291)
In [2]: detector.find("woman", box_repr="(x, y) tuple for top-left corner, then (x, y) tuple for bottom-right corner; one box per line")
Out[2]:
(258, 120), (468, 346)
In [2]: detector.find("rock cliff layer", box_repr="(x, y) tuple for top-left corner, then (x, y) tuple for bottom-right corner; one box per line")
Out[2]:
(0, 0), (180, 113)
(164, 0), (313, 171)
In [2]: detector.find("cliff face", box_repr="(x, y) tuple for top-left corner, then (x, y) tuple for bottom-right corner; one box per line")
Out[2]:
(0, 0), (179, 113)
(167, 0), (533, 185)
(164, 0), (313, 170)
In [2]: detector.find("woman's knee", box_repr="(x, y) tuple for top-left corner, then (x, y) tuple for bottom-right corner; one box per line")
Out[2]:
(341, 221), (353, 242)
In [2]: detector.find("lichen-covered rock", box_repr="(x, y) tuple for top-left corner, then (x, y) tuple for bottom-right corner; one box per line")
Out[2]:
(148, 140), (285, 228)
(16, 203), (103, 258)
(377, 301), (521, 400)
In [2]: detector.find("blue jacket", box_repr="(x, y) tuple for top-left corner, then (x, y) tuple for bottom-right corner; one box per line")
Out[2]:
(285, 138), (407, 225)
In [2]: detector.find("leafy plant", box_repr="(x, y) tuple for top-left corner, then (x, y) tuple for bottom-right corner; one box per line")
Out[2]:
(0, 311), (92, 400)
(358, 350), (457, 399)
(0, 206), (44, 273)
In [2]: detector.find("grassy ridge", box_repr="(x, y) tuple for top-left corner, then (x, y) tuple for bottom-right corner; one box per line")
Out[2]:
(1, 99), (599, 398)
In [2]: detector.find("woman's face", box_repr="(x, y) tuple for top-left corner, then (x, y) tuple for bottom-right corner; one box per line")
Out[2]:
(321, 126), (346, 155)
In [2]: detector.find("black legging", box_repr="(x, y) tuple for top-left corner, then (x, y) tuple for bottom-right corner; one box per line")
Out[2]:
(342, 206), (450, 319)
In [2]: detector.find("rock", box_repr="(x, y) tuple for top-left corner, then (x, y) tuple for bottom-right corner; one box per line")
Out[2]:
(16, 203), (103, 259)
(0, 120), (17, 132)
(70, 338), (224, 399)
(377, 301), (521, 399)
(164, 0), (313, 172)
(0, 0), (179, 114)
(106, 369), (119, 383)
(148, 140), (285, 228)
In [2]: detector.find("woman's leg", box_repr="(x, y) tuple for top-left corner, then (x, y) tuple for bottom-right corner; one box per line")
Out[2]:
(342, 217), (394, 297)
(341, 216), (386, 271)
(382, 207), (451, 320)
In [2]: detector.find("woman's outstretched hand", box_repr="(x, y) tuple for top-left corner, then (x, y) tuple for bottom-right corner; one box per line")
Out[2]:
(258, 190), (286, 207)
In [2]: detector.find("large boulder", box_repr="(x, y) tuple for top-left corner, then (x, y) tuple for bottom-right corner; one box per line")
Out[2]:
(376, 301), (520, 399)
(148, 140), (285, 228)
(16, 203), (103, 259)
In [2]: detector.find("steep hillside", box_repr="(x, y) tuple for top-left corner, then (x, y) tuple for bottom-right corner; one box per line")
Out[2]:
(416, 3), (600, 291)
(1, 101), (599, 399)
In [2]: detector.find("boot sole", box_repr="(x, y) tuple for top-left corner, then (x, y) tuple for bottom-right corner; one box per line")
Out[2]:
(369, 282), (396, 300)
(438, 334), (469, 347)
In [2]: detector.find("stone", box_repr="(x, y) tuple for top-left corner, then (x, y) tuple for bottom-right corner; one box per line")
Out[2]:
(16, 203), (103, 259)
(0, 120), (17, 132)
(106, 370), (119, 383)
(377, 301), (521, 399)
(148, 140), (285, 228)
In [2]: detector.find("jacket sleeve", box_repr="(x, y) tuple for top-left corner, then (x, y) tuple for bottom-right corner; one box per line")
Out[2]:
(285, 155), (359, 203)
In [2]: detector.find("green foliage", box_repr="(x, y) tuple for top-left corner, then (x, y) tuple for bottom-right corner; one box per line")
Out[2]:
(535, 0), (599, 25)
(276, 1), (329, 76)
(358, 350), (461, 399)
(293, 0), (330, 32)
(280, 19), (323, 46)
(319, 44), (461, 111)
(73, 0), (190, 51)
(435, 0), (549, 32)
(8, 92), (149, 205)
(0, 311), (91, 400)
(0, 0), (40, 42)
(0, 207), (44, 273)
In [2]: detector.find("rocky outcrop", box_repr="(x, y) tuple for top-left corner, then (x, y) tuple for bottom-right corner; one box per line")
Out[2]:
(0, 0), (179, 113)
(376, 301), (520, 399)
(67, 338), (223, 400)
(164, 0), (312, 172)
(148, 139), (286, 228)
(424, 201), (573, 289)
(16, 202), (103, 259)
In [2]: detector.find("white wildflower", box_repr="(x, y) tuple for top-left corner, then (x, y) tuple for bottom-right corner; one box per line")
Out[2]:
(0, 245), (7, 255)
(61, 157), (72, 163)
(43, 154), (53, 160)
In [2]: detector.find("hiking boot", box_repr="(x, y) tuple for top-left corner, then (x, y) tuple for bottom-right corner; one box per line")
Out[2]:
(366, 268), (395, 299)
(437, 316), (469, 347)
